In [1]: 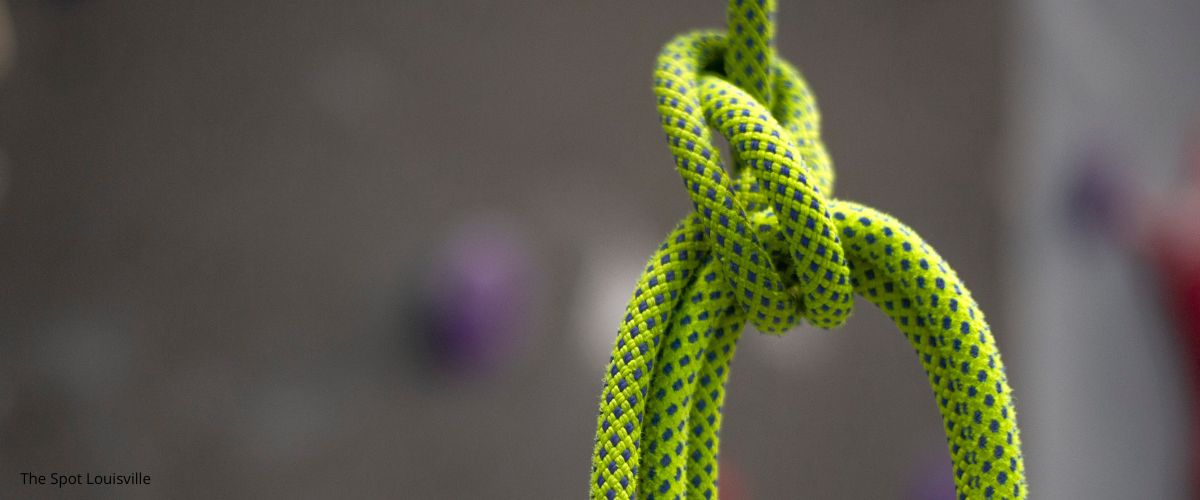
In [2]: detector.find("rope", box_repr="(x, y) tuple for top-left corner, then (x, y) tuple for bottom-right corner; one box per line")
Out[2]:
(590, 1), (1027, 499)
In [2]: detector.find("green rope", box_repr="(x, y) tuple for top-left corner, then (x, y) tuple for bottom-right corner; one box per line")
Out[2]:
(724, 0), (776, 111)
(590, 2), (1027, 499)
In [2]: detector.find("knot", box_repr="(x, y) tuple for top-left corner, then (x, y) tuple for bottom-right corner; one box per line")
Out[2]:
(654, 31), (852, 333)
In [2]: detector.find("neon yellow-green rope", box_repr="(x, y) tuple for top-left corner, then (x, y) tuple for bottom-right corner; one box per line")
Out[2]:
(590, 1), (1027, 499)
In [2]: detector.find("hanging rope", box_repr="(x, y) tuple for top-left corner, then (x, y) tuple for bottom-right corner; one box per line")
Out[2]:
(590, 1), (1027, 498)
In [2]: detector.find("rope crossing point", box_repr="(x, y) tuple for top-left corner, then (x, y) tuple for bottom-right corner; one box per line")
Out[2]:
(589, 1), (1027, 498)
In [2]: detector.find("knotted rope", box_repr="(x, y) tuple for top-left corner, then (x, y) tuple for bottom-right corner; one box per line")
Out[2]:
(590, 1), (1027, 498)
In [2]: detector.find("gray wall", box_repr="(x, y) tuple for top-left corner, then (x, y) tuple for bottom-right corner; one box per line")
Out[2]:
(1008, 1), (1200, 498)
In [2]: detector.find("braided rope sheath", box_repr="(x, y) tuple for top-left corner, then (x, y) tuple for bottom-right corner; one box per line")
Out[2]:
(590, 2), (1027, 499)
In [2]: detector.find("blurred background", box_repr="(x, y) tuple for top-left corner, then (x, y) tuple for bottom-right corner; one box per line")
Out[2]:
(0, 0), (1196, 498)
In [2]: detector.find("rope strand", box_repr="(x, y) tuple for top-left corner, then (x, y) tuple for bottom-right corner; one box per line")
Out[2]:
(725, 0), (776, 112)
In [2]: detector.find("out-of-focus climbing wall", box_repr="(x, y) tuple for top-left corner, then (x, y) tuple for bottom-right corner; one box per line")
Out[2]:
(1007, 1), (1200, 498)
